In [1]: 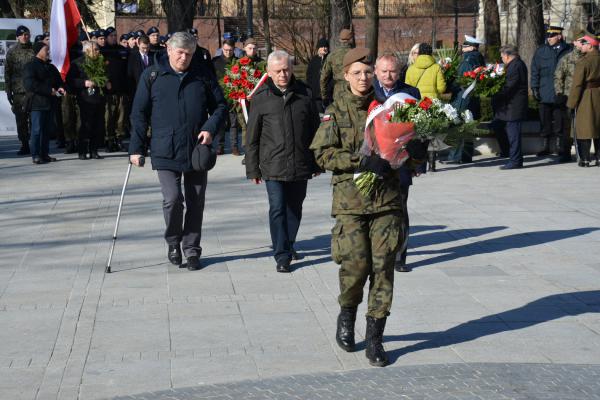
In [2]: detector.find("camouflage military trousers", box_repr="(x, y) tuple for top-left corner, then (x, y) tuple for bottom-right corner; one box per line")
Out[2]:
(105, 94), (126, 141)
(11, 93), (30, 144)
(61, 94), (79, 141)
(331, 210), (404, 319)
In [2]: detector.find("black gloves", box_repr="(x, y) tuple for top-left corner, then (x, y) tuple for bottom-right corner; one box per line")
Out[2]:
(555, 94), (568, 105)
(532, 88), (541, 102)
(406, 139), (429, 161)
(359, 154), (391, 175)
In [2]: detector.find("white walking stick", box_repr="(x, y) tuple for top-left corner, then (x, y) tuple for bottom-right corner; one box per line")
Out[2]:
(105, 162), (133, 273)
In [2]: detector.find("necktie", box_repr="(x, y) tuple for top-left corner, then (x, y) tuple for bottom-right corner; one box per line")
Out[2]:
(143, 54), (148, 67)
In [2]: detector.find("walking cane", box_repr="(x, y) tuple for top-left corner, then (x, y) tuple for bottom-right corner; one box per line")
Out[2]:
(105, 161), (133, 273)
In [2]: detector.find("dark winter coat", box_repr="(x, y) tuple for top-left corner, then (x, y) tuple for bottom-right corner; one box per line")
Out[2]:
(101, 44), (128, 94)
(66, 56), (108, 105)
(128, 56), (227, 172)
(530, 41), (572, 103)
(127, 49), (154, 94)
(492, 56), (529, 121)
(211, 54), (237, 82)
(245, 76), (321, 181)
(306, 54), (329, 101)
(23, 57), (64, 111)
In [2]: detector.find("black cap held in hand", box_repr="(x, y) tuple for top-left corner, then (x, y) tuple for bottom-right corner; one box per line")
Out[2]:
(191, 144), (217, 172)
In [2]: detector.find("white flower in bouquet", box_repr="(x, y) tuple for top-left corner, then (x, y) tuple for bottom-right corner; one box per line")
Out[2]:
(462, 110), (474, 123)
(490, 72), (497, 78)
(442, 103), (459, 123)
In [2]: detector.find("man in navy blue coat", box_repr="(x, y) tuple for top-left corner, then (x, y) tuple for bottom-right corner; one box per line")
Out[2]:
(129, 32), (227, 271)
(373, 54), (420, 273)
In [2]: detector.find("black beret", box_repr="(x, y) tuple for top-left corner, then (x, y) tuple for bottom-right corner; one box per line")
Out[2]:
(317, 38), (329, 49)
(34, 35), (44, 43)
(90, 30), (98, 38)
(189, 28), (198, 35)
(43, 31), (50, 37)
(120, 33), (129, 41)
(147, 26), (160, 35)
(342, 48), (373, 70)
(32, 42), (47, 56)
(98, 29), (107, 37)
(136, 30), (146, 37)
(191, 144), (217, 172)
(106, 27), (116, 35)
(16, 25), (30, 37)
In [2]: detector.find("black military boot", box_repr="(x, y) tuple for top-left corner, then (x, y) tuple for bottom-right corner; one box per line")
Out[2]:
(335, 307), (357, 352)
(168, 244), (182, 265)
(537, 137), (551, 157)
(64, 140), (76, 154)
(16, 142), (30, 156)
(365, 316), (388, 367)
(594, 139), (600, 167)
(78, 140), (88, 160)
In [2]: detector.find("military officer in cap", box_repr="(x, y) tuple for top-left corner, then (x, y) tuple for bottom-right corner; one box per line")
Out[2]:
(311, 48), (407, 367)
(188, 27), (215, 77)
(567, 32), (600, 167)
(127, 32), (137, 49)
(320, 28), (355, 106)
(120, 33), (130, 48)
(147, 26), (162, 52)
(531, 25), (572, 157)
(5, 25), (34, 155)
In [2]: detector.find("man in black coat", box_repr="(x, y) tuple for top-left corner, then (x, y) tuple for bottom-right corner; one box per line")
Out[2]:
(129, 32), (227, 271)
(492, 45), (529, 169)
(127, 35), (153, 94)
(530, 26), (572, 156)
(306, 38), (330, 113)
(23, 42), (65, 164)
(245, 50), (321, 273)
(212, 39), (239, 155)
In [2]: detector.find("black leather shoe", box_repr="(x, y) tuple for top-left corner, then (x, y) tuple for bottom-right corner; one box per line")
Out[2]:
(395, 264), (412, 272)
(500, 163), (522, 170)
(90, 152), (103, 159)
(17, 145), (31, 156)
(276, 261), (291, 273)
(65, 141), (76, 154)
(42, 156), (57, 162)
(186, 256), (202, 271)
(32, 157), (44, 164)
(365, 316), (388, 367)
(168, 245), (182, 265)
(291, 248), (304, 261)
(336, 307), (357, 352)
(78, 153), (87, 160)
(536, 149), (551, 157)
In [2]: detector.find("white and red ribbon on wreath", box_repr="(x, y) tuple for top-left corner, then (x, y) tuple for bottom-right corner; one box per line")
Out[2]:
(239, 73), (269, 123)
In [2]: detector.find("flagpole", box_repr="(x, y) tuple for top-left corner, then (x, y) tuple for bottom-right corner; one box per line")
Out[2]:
(79, 19), (91, 40)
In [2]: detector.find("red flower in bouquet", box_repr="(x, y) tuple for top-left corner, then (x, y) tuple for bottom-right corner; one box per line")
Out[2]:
(253, 69), (262, 78)
(231, 64), (240, 74)
(239, 56), (251, 66)
(219, 56), (267, 109)
(241, 70), (248, 79)
(418, 97), (433, 111)
(223, 75), (230, 84)
(405, 98), (417, 105)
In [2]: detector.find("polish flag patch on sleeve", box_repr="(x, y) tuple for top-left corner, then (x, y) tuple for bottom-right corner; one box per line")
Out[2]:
(321, 114), (332, 122)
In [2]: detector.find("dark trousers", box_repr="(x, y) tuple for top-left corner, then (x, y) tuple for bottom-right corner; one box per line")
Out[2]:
(398, 185), (410, 264)
(78, 100), (105, 154)
(493, 120), (522, 165)
(157, 169), (207, 258)
(217, 110), (239, 151)
(539, 103), (565, 139)
(29, 110), (51, 159)
(265, 180), (307, 264)
(12, 94), (30, 145)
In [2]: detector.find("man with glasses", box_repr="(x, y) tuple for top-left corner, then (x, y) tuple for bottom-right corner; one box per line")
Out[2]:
(567, 33), (600, 167)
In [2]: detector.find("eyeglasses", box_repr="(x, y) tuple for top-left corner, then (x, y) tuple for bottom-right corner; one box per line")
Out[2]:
(348, 70), (374, 78)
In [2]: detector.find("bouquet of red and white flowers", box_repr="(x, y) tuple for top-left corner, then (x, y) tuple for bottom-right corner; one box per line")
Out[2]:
(459, 63), (505, 98)
(354, 94), (480, 196)
(436, 48), (460, 86)
(220, 56), (267, 121)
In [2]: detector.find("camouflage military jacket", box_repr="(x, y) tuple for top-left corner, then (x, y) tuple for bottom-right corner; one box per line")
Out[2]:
(554, 49), (583, 96)
(310, 87), (404, 216)
(5, 42), (34, 95)
(319, 43), (351, 100)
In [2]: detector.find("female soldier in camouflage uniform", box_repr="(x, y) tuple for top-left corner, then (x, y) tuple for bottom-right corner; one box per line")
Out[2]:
(310, 48), (406, 367)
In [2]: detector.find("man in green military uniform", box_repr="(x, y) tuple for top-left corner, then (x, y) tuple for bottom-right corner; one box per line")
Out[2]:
(319, 29), (354, 107)
(311, 48), (407, 367)
(5, 26), (34, 155)
(554, 30), (585, 163)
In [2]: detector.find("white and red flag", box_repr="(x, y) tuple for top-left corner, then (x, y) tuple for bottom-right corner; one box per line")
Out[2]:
(50, 0), (82, 80)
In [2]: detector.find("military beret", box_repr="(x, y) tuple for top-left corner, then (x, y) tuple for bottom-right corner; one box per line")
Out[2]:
(32, 41), (47, 56)
(106, 27), (116, 35)
(343, 47), (373, 70)
(189, 28), (198, 35)
(147, 26), (160, 35)
(317, 38), (329, 49)
(16, 25), (30, 37)
(34, 35), (44, 43)
(191, 144), (217, 172)
(339, 29), (353, 41)
(244, 37), (257, 46)
(90, 30), (98, 38)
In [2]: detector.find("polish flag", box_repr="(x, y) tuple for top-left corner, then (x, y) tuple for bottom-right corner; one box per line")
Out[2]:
(50, 0), (82, 81)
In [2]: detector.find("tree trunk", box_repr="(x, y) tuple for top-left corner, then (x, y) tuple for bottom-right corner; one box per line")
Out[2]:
(483, 0), (501, 62)
(259, 0), (271, 54)
(517, 0), (544, 73)
(162, 0), (198, 33)
(7, 0), (24, 17)
(216, 0), (222, 47)
(330, 0), (352, 51)
(364, 0), (378, 56)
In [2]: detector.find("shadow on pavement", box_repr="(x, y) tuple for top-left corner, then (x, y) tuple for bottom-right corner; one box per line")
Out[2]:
(385, 290), (600, 363)
(409, 228), (599, 269)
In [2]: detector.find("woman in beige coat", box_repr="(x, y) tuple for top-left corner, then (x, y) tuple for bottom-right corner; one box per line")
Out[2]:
(567, 34), (600, 167)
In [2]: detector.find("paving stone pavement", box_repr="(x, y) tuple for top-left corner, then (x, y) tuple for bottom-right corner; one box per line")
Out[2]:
(1, 134), (599, 400)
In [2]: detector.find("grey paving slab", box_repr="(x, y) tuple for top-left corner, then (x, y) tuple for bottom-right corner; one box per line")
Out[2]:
(1, 136), (600, 399)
